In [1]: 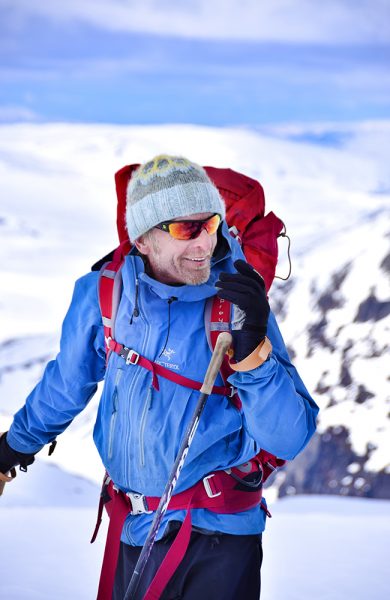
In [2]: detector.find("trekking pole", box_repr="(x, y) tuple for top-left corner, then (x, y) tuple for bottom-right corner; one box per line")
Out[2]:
(124, 331), (232, 600)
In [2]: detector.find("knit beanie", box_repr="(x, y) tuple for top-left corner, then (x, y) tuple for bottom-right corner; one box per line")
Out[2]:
(126, 155), (226, 240)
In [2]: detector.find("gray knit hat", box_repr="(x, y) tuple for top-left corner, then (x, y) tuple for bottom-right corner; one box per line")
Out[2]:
(126, 155), (226, 240)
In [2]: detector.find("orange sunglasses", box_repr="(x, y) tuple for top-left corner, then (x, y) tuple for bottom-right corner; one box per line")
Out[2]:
(154, 213), (221, 240)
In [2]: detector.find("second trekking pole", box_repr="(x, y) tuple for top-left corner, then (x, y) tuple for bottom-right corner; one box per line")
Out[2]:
(124, 331), (232, 600)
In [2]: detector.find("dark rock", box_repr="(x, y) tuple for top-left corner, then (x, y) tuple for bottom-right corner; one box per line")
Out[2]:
(355, 384), (375, 404)
(317, 262), (351, 313)
(354, 292), (390, 322)
(275, 426), (390, 500)
(339, 361), (353, 387)
(380, 251), (390, 275)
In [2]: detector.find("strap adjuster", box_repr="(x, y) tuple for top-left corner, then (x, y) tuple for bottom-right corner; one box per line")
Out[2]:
(203, 474), (221, 498)
(121, 347), (140, 365)
(126, 492), (153, 515)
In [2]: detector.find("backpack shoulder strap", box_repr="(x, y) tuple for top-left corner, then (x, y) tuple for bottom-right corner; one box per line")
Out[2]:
(98, 241), (130, 361)
(205, 296), (242, 410)
(206, 297), (286, 477)
(204, 296), (231, 349)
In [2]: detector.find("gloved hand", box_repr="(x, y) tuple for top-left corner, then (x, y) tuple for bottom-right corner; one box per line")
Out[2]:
(0, 432), (35, 475)
(215, 259), (270, 362)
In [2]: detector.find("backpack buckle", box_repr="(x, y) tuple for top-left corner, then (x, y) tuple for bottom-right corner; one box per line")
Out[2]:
(203, 474), (221, 498)
(228, 225), (242, 245)
(126, 492), (153, 515)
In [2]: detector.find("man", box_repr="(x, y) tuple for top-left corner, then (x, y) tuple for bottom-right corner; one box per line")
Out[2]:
(0, 155), (318, 599)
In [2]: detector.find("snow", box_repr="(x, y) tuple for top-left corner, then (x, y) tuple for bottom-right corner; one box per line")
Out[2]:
(0, 486), (389, 599)
(263, 496), (390, 600)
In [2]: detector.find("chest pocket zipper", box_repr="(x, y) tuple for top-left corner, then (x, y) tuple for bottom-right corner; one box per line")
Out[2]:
(139, 385), (153, 467)
(108, 368), (123, 460)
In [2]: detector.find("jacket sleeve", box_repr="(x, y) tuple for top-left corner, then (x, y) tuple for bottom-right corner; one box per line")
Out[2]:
(7, 271), (106, 454)
(228, 311), (319, 461)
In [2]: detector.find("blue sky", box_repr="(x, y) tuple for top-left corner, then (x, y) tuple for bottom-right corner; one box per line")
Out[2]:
(1, 0), (389, 125)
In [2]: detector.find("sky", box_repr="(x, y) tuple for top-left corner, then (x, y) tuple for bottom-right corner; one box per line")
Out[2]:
(1, 0), (389, 125)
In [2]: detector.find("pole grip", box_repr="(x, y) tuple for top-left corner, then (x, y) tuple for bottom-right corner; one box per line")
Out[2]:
(0, 468), (17, 496)
(200, 332), (232, 395)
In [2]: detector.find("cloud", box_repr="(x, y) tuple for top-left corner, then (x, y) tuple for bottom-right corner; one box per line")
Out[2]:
(0, 104), (39, 122)
(4, 0), (390, 44)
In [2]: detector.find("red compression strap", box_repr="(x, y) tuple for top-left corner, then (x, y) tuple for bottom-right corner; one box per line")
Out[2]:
(143, 508), (192, 600)
(96, 489), (131, 600)
(107, 339), (232, 397)
(210, 296), (242, 409)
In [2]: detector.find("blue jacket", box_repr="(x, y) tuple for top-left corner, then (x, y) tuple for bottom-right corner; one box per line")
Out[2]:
(8, 222), (318, 544)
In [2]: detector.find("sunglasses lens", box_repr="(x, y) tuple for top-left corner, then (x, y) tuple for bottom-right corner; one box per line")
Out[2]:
(204, 214), (221, 235)
(168, 214), (221, 240)
(168, 221), (201, 240)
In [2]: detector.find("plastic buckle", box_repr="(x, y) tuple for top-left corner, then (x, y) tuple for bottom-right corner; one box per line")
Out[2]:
(228, 225), (242, 245)
(127, 492), (153, 516)
(203, 474), (221, 498)
(124, 348), (140, 365)
(105, 336), (112, 350)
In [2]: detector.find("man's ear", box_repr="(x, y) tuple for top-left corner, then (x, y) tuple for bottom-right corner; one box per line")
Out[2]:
(134, 234), (150, 256)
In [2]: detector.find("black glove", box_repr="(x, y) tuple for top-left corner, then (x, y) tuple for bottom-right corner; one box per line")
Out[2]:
(0, 432), (35, 474)
(215, 259), (270, 362)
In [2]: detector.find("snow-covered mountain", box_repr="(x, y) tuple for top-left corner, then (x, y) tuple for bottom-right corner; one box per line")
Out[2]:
(0, 121), (389, 498)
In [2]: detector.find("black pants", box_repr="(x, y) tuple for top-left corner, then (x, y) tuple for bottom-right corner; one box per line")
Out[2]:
(113, 530), (262, 600)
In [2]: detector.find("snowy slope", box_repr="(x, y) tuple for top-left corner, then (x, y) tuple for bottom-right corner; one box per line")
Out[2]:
(0, 121), (389, 498)
(0, 492), (389, 600)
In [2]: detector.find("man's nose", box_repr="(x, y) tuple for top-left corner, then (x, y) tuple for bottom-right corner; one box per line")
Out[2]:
(192, 227), (213, 250)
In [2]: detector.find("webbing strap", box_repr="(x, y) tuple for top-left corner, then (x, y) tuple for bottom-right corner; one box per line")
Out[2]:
(96, 486), (131, 600)
(143, 509), (192, 600)
(99, 241), (129, 366)
(209, 296), (242, 409)
(107, 338), (233, 397)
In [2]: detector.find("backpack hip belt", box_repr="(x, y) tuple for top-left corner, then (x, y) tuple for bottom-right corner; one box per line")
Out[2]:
(93, 463), (270, 600)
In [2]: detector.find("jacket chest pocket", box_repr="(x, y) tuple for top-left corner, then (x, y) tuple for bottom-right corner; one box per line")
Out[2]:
(107, 367), (124, 460)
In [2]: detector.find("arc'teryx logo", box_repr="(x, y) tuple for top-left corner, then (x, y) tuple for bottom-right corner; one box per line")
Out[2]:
(157, 347), (179, 371)
(161, 348), (175, 361)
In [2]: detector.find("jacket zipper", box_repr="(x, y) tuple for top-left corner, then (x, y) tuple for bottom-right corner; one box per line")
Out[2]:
(139, 385), (153, 467)
(108, 368), (123, 460)
(123, 262), (152, 485)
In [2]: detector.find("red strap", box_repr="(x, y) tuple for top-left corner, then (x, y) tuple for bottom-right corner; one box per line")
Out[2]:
(144, 508), (192, 600)
(107, 338), (233, 397)
(99, 242), (129, 365)
(210, 296), (242, 409)
(90, 494), (104, 545)
(96, 488), (132, 600)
